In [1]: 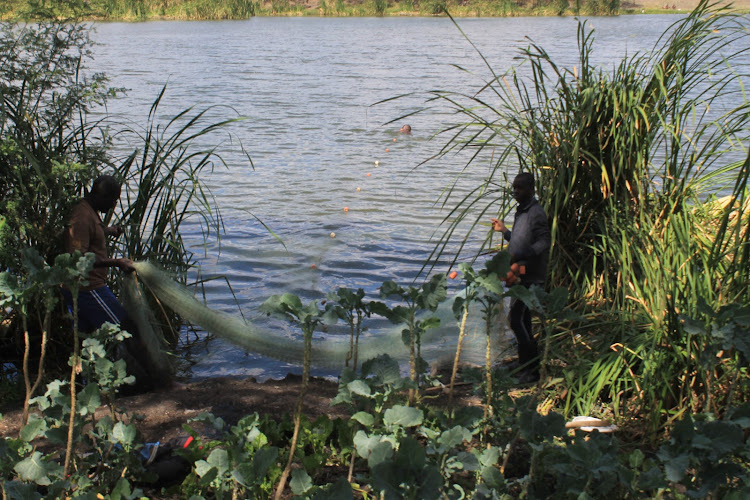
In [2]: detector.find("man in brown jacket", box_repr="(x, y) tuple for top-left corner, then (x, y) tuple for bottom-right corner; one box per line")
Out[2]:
(63, 174), (156, 392)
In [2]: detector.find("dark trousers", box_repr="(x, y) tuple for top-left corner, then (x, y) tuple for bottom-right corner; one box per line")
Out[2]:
(62, 286), (155, 392)
(509, 296), (539, 371)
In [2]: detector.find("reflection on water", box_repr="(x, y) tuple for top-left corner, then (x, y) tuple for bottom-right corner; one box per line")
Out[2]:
(89, 15), (743, 380)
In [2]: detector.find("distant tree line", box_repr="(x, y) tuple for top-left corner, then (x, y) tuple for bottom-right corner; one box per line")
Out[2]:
(1, 0), (622, 21)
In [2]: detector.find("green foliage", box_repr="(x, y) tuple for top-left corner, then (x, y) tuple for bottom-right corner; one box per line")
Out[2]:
(422, 0), (446, 15)
(0, 0), (627, 20)
(371, 274), (447, 395)
(180, 413), (281, 499)
(0, 321), (146, 498)
(1, 16), (239, 381)
(325, 287), (370, 371)
(0, 21), (112, 275)
(421, 1), (750, 434)
(373, 0), (387, 15)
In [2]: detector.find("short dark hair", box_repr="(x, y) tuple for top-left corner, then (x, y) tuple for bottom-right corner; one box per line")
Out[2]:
(514, 172), (535, 189)
(90, 175), (121, 199)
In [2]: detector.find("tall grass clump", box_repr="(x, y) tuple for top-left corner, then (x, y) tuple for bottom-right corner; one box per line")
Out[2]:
(109, 86), (249, 342)
(422, 1), (750, 435)
(0, 15), (243, 394)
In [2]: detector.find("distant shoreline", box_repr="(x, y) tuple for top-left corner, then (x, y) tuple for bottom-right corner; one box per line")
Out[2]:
(2, 0), (748, 22)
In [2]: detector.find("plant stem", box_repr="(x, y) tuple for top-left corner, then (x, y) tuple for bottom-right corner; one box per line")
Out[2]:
(21, 313), (31, 426)
(274, 327), (312, 500)
(63, 294), (80, 479)
(448, 306), (469, 407)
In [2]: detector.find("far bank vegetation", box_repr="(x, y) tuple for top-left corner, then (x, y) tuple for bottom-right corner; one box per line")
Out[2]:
(3, 0), (626, 20)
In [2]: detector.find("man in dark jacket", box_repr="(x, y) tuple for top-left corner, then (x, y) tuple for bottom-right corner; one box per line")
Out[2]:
(491, 172), (551, 383)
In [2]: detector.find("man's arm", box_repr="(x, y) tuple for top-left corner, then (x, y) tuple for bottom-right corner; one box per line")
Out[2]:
(530, 209), (551, 257)
(93, 256), (135, 273)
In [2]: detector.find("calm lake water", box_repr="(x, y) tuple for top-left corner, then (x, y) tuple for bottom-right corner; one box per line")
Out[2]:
(89, 15), (742, 381)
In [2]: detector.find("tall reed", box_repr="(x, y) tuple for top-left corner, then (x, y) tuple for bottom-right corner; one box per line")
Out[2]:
(109, 85), (250, 343)
(422, 2), (750, 433)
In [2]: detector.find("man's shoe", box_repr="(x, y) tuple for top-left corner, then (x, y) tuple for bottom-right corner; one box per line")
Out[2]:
(500, 360), (523, 371)
(516, 369), (540, 384)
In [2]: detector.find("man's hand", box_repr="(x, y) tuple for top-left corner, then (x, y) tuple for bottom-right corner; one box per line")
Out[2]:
(491, 218), (507, 233)
(105, 225), (123, 237)
(117, 258), (136, 273)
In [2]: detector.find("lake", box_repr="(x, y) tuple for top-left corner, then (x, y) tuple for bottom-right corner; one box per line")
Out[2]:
(89, 14), (734, 381)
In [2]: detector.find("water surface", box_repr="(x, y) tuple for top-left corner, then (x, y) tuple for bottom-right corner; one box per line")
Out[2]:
(90, 15), (743, 380)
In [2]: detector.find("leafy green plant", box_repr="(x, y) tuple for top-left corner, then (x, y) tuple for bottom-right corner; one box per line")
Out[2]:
(450, 252), (507, 412)
(181, 412), (281, 499)
(373, 0), (387, 15)
(370, 274), (447, 404)
(259, 293), (325, 499)
(0, 250), (93, 426)
(1, 323), (145, 498)
(325, 287), (370, 371)
(655, 409), (750, 498)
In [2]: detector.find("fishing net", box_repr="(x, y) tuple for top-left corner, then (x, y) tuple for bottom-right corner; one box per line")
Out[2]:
(126, 261), (513, 372)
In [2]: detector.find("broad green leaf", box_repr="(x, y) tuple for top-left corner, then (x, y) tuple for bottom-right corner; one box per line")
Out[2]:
(0, 480), (42, 500)
(727, 402), (750, 428)
(0, 272), (20, 304)
(455, 451), (480, 471)
(420, 316), (441, 330)
(347, 380), (371, 397)
(384, 405), (423, 428)
(14, 452), (57, 485)
(379, 280), (402, 297)
(20, 415), (47, 442)
(663, 454), (689, 482)
(477, 445), (500, 467)
(361, 354), (401, 385)
(112, 422), (137, 446)
(206, 448), (230, 475)
(368, 440), (394, 468)
(701, 421), (743, 456)
(351, 411), (375, 427)
(545, 287), (569, 315)
(629, 449), (645, 468)
(353, 430), (381, 459)
(394, 437), (425, 468)
(476, 273), (504, 295)
(481, 465), (505, 490)
(438, 425), (472, 450)
(251, 446), (278, 480)
(77, 383), (101, 415)
(290, 468), (313, 495)
(194, 460), (217, 486)
(110, 477), (133, 500)
(420, 274), (447, 311)
(310, 477), (353, 500)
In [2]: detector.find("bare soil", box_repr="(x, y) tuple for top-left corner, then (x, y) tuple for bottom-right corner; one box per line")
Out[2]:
(0, 373), (482, 445)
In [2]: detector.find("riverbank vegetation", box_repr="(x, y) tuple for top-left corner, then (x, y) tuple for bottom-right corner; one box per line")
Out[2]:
(4, 0), (726, 21)
(2, 1), (749, 498)
(421, 0), (750, 435)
